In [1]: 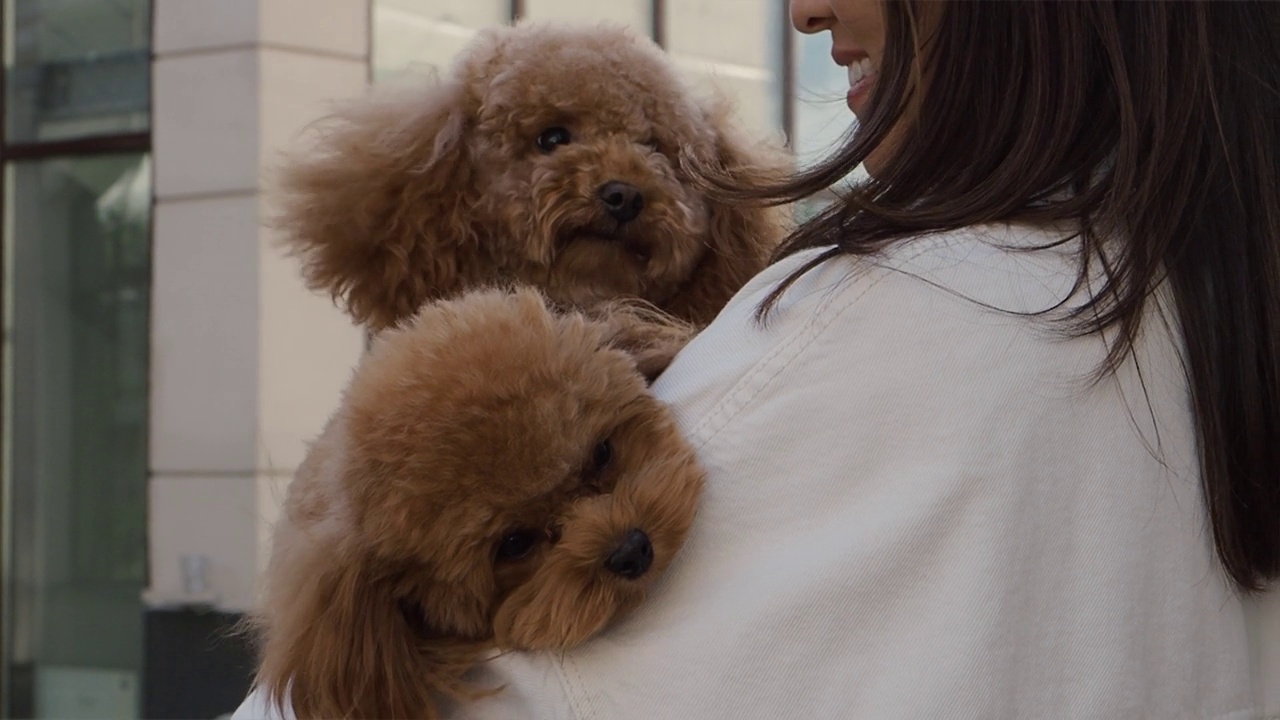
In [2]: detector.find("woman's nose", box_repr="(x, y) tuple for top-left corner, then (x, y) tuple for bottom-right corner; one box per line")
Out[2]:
(790, 0), (836, 33)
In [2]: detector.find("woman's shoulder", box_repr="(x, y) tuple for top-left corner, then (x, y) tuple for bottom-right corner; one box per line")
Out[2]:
(654, 221), (1098, 437)
(729, 220), (1091, 342)
(820, 220), (1089, 314)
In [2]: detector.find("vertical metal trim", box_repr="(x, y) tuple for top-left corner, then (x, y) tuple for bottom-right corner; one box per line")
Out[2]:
(0, 0), (6, 146)
(0, 0), (9, 711)
(366, 0), (375, 82)
(141, 0), (156, 598)
(780, 1), (796, 145)
(651, 0), (665, 47)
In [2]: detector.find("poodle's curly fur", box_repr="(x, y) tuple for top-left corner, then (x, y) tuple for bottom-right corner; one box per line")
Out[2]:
(250, 287), (705, 719)
(273, 20), (792, 332)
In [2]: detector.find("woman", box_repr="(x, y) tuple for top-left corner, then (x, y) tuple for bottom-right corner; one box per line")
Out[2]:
(235, 0), (1278, 717)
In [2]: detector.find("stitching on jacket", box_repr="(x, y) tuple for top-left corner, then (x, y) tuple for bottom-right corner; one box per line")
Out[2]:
(557, 650), (593, 720)
(683, 269), (853, 444)
(691, 275), (882, 450)
(687, 258), (909, 450)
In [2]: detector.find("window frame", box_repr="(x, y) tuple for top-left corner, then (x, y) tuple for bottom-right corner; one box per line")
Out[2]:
(0, 1), (155, 714)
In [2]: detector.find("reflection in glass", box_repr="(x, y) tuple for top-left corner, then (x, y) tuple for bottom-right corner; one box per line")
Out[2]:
(790, 29), (865, 217)
(373, 0), (509, 82)
(2, 154), (152, 718)
(3, 0), (151, 144)
(791, 29), (856, 166)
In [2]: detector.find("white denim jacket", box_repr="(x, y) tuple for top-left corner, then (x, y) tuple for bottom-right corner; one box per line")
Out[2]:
(234, 224), (1279, 720)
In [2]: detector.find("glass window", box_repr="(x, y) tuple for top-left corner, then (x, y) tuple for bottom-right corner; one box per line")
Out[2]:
(791, 29), (856, 166)
(373, 0), (510, 82)
(3, 0), (151, 144)
(2, 153), (151, 717)
(665, 0), (785, 139)
(789, 28), (865, 217)
(524, 0), (650, 31)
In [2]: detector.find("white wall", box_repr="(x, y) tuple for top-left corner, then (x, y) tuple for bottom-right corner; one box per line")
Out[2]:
(145, 0), (369, 613)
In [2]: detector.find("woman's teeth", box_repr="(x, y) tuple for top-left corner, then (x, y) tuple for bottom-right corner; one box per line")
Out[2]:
(848, 57), (876, 87)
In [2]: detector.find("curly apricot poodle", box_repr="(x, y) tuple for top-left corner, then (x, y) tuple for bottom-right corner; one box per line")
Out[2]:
(249, 287), (706, 719)
(272, 20), (792, 332)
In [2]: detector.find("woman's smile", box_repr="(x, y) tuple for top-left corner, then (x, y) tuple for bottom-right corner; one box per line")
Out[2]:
(842, 55), (877, 113)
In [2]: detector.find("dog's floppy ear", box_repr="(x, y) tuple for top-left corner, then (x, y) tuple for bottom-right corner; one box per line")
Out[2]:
(672, 96), (796, 325)
(256, 544), (489, 719)
(270, 77), (477, 332)
(258, 558), (433, 719)
(587, 298), (699, 382)
(251, 424), (487, 719)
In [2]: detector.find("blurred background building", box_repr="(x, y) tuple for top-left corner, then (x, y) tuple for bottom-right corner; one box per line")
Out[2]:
(0, 1), (852, 717)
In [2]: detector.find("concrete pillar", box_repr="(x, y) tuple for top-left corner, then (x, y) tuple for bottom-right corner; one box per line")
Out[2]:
(146, 0), (370, 612)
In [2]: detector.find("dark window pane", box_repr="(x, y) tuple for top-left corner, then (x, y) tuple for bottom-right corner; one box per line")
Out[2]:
(4, 0), (151, 144)
(2, 153), (151, 717)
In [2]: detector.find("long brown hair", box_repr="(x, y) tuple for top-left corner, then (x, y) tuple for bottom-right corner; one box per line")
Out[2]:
(743, 1), (1279, 592)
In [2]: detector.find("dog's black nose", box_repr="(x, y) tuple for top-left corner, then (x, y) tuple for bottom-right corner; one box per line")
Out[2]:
(598, 181), (644, 223)
(604, 529), (654, 579)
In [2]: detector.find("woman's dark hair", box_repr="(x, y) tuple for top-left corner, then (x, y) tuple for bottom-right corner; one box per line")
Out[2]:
(746, 1), (1279, 592)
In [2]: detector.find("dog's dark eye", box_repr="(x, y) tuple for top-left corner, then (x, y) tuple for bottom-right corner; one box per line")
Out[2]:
(589, 439), (613, 476)
(495, 530), (538, 561)
(536, 127), (571, 153)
